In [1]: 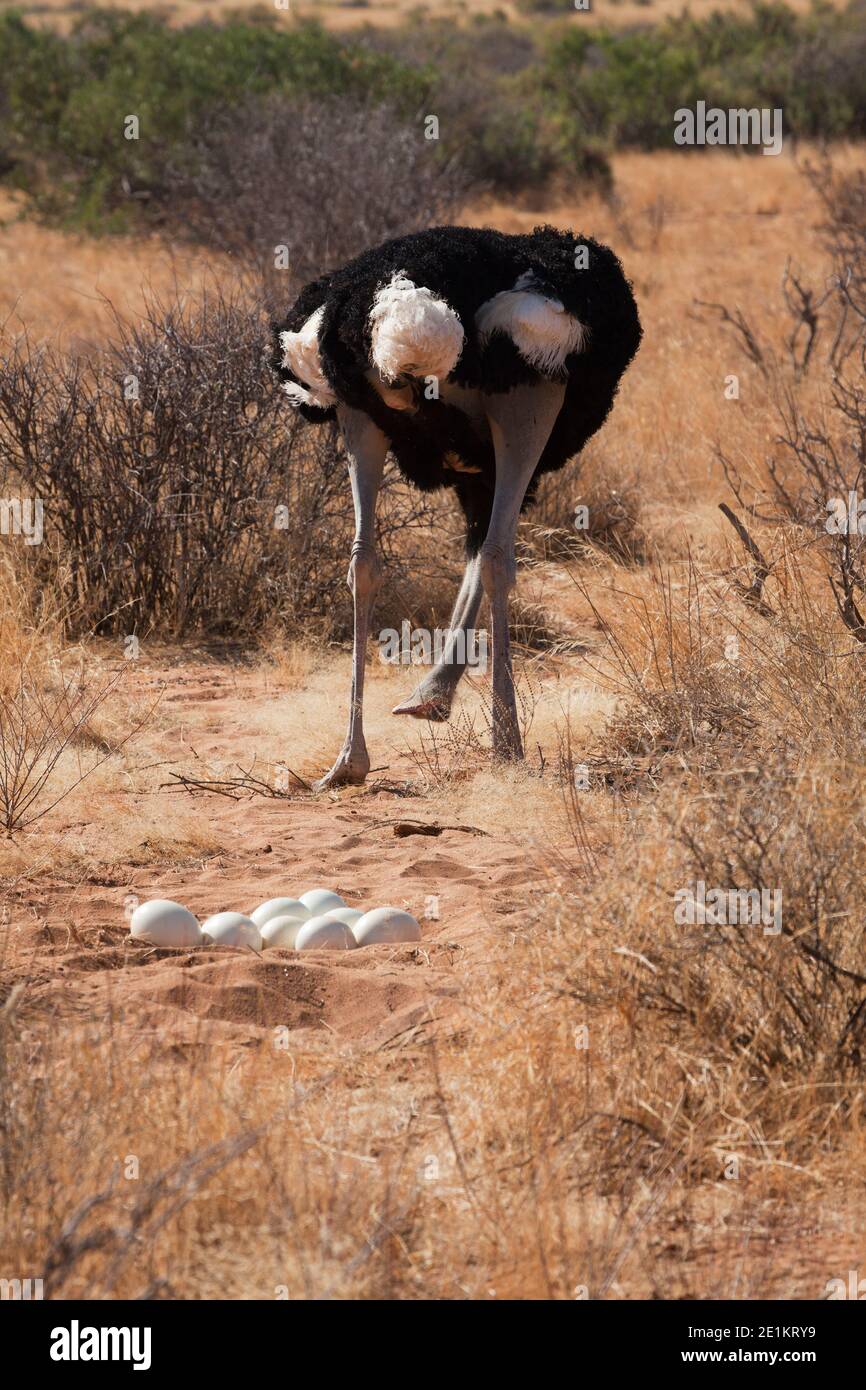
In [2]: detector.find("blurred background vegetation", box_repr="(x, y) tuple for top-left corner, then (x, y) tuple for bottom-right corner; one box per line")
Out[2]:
(0, 2), (863, 236)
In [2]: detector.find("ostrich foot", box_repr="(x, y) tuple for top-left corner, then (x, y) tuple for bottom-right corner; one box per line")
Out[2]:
(392, 672), (459, 722)
(314, 746), (369, 790)
(391, 695), (451, 721)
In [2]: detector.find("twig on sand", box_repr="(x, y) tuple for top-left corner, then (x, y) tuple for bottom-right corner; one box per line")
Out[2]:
(369, 818), (487, 838)
(160, 760), (311, 799)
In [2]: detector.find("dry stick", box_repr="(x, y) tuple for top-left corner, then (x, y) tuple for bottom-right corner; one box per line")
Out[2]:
(366, 817), (487, 837)
(161, 773), (247, 800)
(828, 529), (866, 644)
(718, 502), (777, 618)
(780, 258), (834, 377)
(40, 1130), (262, 1297)
(694, 299), (768, 377)
(719, 490), (866, 649)
(100, 1129), (266, 1297)
(161, 759), (311, 798)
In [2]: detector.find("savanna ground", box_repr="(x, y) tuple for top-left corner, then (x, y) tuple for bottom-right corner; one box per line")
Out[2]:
(1, 27), (866, 1293)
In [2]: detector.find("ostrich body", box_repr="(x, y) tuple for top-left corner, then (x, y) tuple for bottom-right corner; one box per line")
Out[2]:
(273, 224), (642, 789)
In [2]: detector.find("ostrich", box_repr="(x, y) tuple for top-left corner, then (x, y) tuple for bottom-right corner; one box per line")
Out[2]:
(272, 225), (642, 789)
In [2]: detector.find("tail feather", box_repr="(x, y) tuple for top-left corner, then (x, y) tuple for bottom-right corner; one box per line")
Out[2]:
(476, 274), (588, 375)
(368, 273), (464, 384)
(278, 306), (336, 409)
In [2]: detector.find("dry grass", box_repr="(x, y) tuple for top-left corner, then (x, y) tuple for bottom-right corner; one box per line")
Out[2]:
(3, 882), (863, 1299)
(0, 190), (228, 352)
(0, 552), (63, 694)
(2, 145), (866, 1299)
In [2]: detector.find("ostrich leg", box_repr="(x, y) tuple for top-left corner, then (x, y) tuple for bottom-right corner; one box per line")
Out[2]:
(391, 553), (484, 721)
(315, 406), (389, 790)
(480, 379), (565, 760)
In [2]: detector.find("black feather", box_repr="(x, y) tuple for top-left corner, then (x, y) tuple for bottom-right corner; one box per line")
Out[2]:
(271, 225), (642, 554)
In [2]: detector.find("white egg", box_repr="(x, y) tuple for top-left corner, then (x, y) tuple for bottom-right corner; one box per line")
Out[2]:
(300, 888), (347, 915)
(352, 907), (422, 947)
(250, 897), (311, 929)
(129, 899), (202, 948)
(202, 912), (262, 950)
(325, 907), (363, 928)
(294, 914), (357, 951)
(260, 914), (307, 949)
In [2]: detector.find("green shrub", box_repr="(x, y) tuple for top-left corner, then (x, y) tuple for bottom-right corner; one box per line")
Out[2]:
(0, 3), (863, 229)
(543, 2), (866, 150)
(0, 9), (429, 226)
(356, 15), (608, 193)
